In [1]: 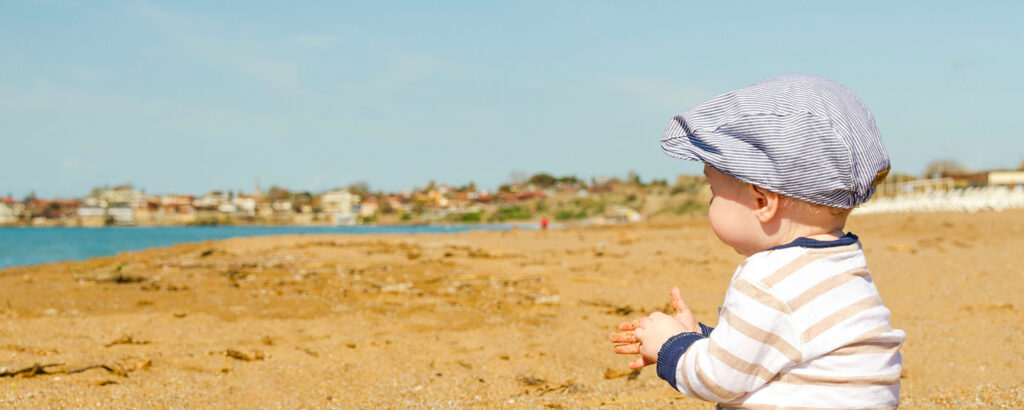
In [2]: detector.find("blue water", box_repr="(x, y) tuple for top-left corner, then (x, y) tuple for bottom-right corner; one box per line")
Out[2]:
(0, 224), (527, 269)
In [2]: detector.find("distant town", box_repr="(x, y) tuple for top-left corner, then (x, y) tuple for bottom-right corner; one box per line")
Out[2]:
(0, 172), (704, 227)
(2, 162), (1022, 227)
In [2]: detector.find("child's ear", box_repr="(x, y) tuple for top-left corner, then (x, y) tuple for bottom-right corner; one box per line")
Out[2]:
(749, 185), (780, 223)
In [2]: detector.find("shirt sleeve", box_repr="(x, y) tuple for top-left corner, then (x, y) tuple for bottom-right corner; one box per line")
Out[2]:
(657, 280), (801, 402)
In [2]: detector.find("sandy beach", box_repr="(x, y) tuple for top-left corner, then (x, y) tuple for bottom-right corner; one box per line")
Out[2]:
(1, 211), (1022, 408)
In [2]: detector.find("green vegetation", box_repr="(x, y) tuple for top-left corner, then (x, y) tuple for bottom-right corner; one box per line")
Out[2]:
(554, 209), (587, 221)
(457, 211), (483, 223)
(573, 198), (606, 214)
(651, 199), (708, 217)
(188, 215), (235, 226)
(527, 173), (556, 188)
(489, 205), (532, 221)
(535, 200), (548, 212)
(676, 200), (707, 214)
(445, 210), (483, 223)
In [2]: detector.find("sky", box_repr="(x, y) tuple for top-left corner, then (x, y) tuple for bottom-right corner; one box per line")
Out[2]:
(2, 1), (1023, 198)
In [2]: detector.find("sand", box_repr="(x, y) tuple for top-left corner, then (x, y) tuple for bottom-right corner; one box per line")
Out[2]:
(1, 211), (1022, 408)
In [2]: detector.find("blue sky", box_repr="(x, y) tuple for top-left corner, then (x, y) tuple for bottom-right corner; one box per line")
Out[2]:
(2, 1), (1022, 198)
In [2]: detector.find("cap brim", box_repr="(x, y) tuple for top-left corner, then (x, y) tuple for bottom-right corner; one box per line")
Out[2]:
(660, 135), (704, 162)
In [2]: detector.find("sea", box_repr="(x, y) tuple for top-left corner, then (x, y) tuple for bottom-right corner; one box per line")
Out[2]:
(0, 224), (529, 269)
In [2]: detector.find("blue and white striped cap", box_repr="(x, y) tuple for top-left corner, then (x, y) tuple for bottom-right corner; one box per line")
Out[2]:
(660, 73), (890, 209)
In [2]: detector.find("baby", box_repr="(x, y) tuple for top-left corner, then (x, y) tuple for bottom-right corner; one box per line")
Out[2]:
(611, 74), (905, 408)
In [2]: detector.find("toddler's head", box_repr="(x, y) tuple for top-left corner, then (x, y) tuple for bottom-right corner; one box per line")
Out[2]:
(661, 74), (889, 255)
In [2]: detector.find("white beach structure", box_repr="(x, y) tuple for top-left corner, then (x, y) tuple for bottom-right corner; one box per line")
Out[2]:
(855, 186), (1024, 214)
(988, 171), (1024, 187)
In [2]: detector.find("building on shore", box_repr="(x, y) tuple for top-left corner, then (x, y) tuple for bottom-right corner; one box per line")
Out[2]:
(321, 189), (359, 225)
(159, 194), (195, 214)
(271, 200), (293, 216)
(988, 171), (1024, 187)
(77, 197), (107, 227)
(99, 186), (146, 208)
(358, 196), (379, 218)
(107, 204), (135, 225)
(0, 197), (24, 224)
(25, 199), (79, 226)
(81, 185), (148, 225)
(193, 190), (229, 212)
(230, 196), (258, 217)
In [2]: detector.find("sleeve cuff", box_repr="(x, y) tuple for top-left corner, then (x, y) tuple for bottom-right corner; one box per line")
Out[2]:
(698, 322), (714, 337)
(656, 332), (707, 390)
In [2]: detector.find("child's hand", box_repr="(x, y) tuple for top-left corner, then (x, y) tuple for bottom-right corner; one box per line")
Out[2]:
(666, 285), (699, 331)
(610, 286), (699, 369)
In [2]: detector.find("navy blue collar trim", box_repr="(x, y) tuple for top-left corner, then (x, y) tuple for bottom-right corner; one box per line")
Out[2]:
(768, 232), (859, 251)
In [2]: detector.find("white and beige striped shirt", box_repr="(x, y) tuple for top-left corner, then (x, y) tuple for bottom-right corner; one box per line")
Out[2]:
(658, 235), (904, 408)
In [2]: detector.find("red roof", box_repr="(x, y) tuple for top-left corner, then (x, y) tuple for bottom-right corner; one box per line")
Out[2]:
(52, 199), (80, 207)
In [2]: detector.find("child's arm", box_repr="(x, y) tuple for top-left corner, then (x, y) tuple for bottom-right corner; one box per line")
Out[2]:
(625, 283), (799, 403)
(610, 286), (700, 369)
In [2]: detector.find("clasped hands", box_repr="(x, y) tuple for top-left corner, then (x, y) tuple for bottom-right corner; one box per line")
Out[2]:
(610, 286), (699, 369)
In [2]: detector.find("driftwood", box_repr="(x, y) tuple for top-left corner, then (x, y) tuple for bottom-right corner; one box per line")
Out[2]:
(225, 349), (268, 361)
(104, 335), (151, 347)
(65, 364), (129, 377)
(1, 360), (150, 379)
(0, 363), (63, 378)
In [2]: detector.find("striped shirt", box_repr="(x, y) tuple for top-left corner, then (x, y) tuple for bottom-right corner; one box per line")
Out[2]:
(657, 234), (905, 408)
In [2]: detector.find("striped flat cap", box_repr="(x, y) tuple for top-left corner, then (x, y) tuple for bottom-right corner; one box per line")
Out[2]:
(661, 73), (890, 209)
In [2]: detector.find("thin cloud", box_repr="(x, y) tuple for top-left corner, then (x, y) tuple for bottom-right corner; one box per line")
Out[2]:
(951, 58), (971, 70)
(130, 3), (301, 94)
(294, 35), (342, 50)
(66, 65), (99, 83)
(602, 75), (712, 110)
(60, 158), (82, 171)
(365, 50), (476, 94)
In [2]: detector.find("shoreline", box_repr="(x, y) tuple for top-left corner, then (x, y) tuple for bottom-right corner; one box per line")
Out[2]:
(0, 222), (549, 271)
(0, 221), (545, 229)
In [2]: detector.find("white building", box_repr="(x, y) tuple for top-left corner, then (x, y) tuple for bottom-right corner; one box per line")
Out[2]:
(0, 199), (24, 224)
(193, 191), (230, 210)
(99, 186), (146, 208)
(271, 200), (294, 215)
(231, 196), (257, 216)
(77, 205), (106, 218)
(321, 189), (360, 225)
(76, 196), (105, 218)
(217, 203), (238, 214)
(107, 204), (136, 225)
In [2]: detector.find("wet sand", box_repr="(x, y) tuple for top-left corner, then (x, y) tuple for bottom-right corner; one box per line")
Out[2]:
(1, 211), (1022, 408)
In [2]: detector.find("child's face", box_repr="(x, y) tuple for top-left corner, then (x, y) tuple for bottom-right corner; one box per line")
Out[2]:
(704, 165), (764, 256)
